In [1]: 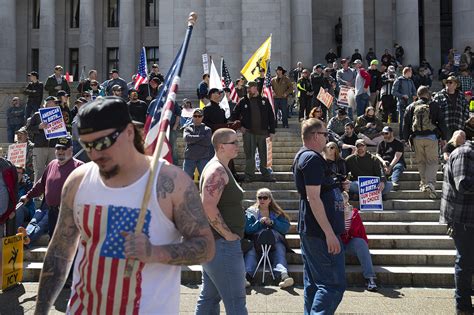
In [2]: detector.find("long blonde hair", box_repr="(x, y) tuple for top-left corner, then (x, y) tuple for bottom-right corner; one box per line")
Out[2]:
(448, 130), (466, 146)
(252, 188), (290, 221)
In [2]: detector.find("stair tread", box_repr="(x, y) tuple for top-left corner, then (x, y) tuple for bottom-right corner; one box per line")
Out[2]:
(292, 249), (456, 255)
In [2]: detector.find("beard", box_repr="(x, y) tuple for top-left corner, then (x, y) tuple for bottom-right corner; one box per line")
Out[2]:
(99, 165), (120, 179)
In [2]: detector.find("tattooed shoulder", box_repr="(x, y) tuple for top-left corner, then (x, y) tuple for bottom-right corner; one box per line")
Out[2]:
(157, 167), (177, 199)
(203, 165), (228, 198)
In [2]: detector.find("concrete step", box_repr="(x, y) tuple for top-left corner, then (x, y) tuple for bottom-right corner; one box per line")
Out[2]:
(285, 210), (441, 222)
(287, 249), (456, 266)
(241, 181), (442, 191)
(181, 264), (456, 287)
(242, 190), (441, 200)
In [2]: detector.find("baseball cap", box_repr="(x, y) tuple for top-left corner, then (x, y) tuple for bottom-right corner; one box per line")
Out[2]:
(112, 84), (122, 91)
(315, 64), (324, 69)
(77, 97), (132, 135)
(355, 139), (366, 147)
(57, 90), (69, 97)
(110, 69), (119, 74)
(44, 96), (57, 102)
(382, 126), (393, 133)
(208, 88), (222, 96)
(55, 136), (72, 149)
(353, 59), (363, 65)
(28, 71), (39, 78)
(193, 108), (203, 115)
(370, 60), (379, 66)
(15, 126), (28, 135)
(246, 81), (258, 88)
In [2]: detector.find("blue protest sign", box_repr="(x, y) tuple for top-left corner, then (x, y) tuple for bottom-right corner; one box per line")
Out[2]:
(39, 106), (68, 140)
(358, 176), (383, 211)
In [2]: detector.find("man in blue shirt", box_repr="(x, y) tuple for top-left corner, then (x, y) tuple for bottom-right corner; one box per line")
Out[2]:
(292, 118), (346, 314)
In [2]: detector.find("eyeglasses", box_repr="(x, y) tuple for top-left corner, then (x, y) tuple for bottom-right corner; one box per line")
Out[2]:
(446, 81), (454, 85)
(90, 84), (98, 86)
(222, 140), (238, 145)
(193, 115), (203, 118)
(257, 196), (269, 200)
(79, 127), (125, 152)
(313, 131), (329, 138)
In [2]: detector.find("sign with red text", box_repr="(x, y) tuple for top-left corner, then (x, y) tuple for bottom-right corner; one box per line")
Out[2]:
(358, 176), (383, 211)
(7, 143), (27, 168)
(39, 106), (68, 140)
(317, 87), (334, 109)
(337, 85), (350, 108)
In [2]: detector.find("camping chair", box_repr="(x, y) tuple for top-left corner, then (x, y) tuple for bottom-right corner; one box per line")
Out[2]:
(252, 228), (276, 284)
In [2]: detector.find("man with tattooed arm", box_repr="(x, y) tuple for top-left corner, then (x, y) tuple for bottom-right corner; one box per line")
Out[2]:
(33, 97), (215, 315)
(195, 128), (248, 315)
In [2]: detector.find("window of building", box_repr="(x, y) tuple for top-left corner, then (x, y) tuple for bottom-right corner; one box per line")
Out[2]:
(108, 0), (119, 27)
(32, 0), (40, 29)
(145, 0), (158, 27)
(70, 0), (80, 28)
(31, 49), (39, 72)
(107, 48), (119, 73)
(69, 48), (79, 81)
(145, 47), (159, 69)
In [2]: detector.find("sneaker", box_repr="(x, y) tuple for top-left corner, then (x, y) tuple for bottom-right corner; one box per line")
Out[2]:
(425, 183), (437, 199)
(392, 182), (399, 191)
(419, 183), (426, 192)
(366, 277), (378, 292)
(245, 272), (252, 288)
(278, 273), (294, 289)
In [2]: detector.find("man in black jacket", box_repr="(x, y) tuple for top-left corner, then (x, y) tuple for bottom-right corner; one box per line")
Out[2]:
(44, 65), (71, 97)
(232, 81), (276, 182)
(24, 71), (44, 119)
(203, 88), (227, 133)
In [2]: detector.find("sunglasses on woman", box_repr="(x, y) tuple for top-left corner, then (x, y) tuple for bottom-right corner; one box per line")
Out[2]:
(257, 196), (269, 200)
(79, 126), (125, 152)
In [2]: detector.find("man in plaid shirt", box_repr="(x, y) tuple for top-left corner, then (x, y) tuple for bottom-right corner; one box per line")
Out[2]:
(457, 66), (472, 93)
(433, 76), (470, 139)
(439, 140), (474, 314)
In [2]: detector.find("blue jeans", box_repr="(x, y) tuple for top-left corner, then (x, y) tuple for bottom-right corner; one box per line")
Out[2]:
(349, 180), (393, 196)
(26, 209), (49, 245)
(300, 235), (346, 315)
(452, 223), (474, 312)
(344, 237), (375, 279)
(244, 233), (288, 277)
(182, 158), (209, 179)
(390, 162), (405, 184)
(355, 93), (369, 116)
(195, 239), (248, 315)
(397, 101), (407, 137)
(274, 98), (289, 127)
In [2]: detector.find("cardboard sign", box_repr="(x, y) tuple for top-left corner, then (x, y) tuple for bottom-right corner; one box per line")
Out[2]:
(202, 54), (209, 74)
(337, 85), (351, 108)
(266, 137), (273, 168)
(358, 176), (383, 211)
(454, 53), (461, 66)
(1, 234), (24, 290)
(317, 87), (334, 109)
(39, 106), (68, 140)
(7, 143), (27, 168)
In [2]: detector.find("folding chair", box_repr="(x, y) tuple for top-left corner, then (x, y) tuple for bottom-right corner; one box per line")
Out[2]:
(252, 228), (276, 284)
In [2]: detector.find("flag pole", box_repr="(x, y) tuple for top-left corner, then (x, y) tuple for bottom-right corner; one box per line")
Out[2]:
(124, 12), (197, 277)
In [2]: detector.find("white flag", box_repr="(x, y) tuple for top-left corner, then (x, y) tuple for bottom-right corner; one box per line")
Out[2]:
(209, 59), (230, 117)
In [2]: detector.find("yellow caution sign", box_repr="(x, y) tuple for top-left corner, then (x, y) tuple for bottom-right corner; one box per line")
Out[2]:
(1, 234), (24, 290)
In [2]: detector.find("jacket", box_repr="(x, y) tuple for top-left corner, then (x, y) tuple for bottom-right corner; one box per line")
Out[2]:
(231, 95), (276, 134)
(392, 76), (416, 105)
(354, 114), (384, 136)
(105, 77), (128, 97)
(244, 206), (290, 236)
(402, 97), (448, 141)
(183, 123), (212, 160)
(44, 75), (71, 96)
(341, 208), (368, 245)
(345, 152), (385, 182)
(24, 81), (44, 106)
(368, 69), (382, 93)
(7, 106), (25, 127)
(355, 68), (371, 96)
(433, 89), (469, 137)
(26, 111), (57, 148)
(271, 75), (293, 98)
(203, 101), (227, 132)
(296, 77), (312, 98)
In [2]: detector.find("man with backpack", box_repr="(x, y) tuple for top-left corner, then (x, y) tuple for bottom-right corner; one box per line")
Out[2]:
(403, 86), (448, 199)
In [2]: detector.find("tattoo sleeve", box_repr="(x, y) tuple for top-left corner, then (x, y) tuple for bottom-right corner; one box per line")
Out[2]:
(157, 171), (176, 199)
(157, 181), (214, 265)
(204, 167), (226, 197)
(34, 181), (80, 315)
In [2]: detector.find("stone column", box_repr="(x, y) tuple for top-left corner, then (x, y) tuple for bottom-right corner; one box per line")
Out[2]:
(452, 0), (474, 51)
(119, 0), (135, 80)
(39, 0), (56, 81)
(424, 0), (441, 66)
(79, 0), (95, 73)
(291, 0), (312, 68)
(374, 0), (393, 60)
(396, 0), (419, 66)
(342, 0), (365, 59)
(0, 0), (16, 81)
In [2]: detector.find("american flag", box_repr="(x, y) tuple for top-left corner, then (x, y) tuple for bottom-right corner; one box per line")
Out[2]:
(134, 47), (148, 90)
(68, 204), (152, 314)
(221, 58), (239, 103)
(143, 44), (183, 162)
(263, 61), (275, 114)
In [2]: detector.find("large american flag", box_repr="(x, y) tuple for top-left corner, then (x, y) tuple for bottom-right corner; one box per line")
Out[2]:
(143, 44), (183, 162)
(221, 58), (239, 103)
(263, 61), (275, 114)
(68, 204), (151, 314)
(134, 47), (148, 90)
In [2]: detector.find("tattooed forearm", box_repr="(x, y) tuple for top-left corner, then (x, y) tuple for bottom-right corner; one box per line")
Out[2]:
(208, 212), (233, 238)
(159, 237), (210, 265)
(157, 171), (176, 199)
(204, 167), (226, 197)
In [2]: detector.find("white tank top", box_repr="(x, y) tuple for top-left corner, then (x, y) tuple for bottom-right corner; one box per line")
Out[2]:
(67, 161), (182, 315)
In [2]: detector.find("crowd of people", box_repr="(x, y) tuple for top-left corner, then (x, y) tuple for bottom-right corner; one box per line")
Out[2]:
(0, 42), (472, 314)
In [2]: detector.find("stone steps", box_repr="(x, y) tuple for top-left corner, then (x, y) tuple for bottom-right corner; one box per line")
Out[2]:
(240, 181), (443, 191)
(242, 190), (441, 200)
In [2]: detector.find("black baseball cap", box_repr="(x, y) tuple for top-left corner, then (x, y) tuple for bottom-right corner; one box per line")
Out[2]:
(208, 88), (222, 97)
(77, 97), (132, 135)
(28, 71), (39, 78)
(57, 90), (69, 97)
(55, 136), (72, 149)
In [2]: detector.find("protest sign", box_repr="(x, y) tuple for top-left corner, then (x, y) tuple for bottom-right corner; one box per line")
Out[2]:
(317, 87), (334, 109)
(39, 106), (68, 140)
(7, 143), (27, 168)
(1, 234), (23, 290)
(358, 176), (383, 211)
(338, 85), (350, 108)
(202, 54), (209, 74)
(454, 53), (461, 66)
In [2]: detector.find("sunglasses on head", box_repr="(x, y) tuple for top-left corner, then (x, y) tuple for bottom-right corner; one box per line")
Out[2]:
(79, 126), (126, 152)
(257, 196), (269, 200)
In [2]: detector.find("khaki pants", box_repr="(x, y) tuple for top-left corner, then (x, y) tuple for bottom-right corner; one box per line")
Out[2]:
(369, 92), (378, 108)
(33, 147), (56, 183)
(413, 138), (439, 186)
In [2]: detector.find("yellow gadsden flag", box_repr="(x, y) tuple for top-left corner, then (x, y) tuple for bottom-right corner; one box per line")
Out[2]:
(241, 35), (272, 82)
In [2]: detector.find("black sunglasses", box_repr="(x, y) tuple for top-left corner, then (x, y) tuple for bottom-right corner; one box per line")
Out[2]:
(257, 196), (269, 200)
(79, 127), (125, 152)
(193, 115), (203, 118)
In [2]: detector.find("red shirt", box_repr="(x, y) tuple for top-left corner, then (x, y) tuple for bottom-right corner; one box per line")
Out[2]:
(341, 208), (369, 245)
(27, 158), (83, 207)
